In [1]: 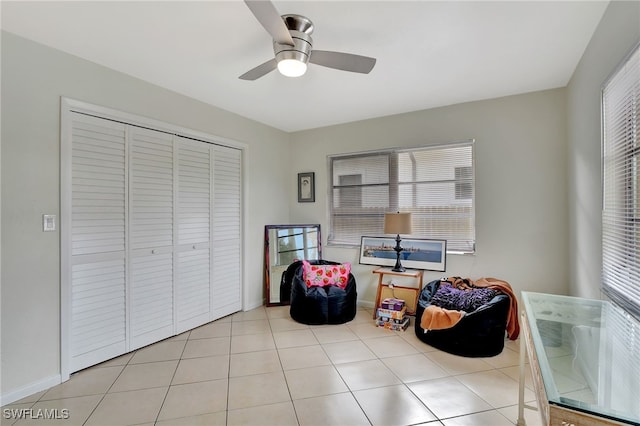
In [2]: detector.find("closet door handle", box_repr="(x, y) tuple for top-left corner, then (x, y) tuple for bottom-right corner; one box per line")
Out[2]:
(151, 249), (157, 254)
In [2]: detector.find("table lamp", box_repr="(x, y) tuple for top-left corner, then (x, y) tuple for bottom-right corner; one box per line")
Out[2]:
(383, 212), (412, 272)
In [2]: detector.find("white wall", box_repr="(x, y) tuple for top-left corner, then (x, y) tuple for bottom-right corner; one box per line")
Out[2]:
(289, 89), (568, 305)
(0, 32), (290, 403)
(567, 1), (640, 300)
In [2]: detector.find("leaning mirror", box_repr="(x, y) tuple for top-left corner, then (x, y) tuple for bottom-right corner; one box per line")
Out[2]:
(265, 224), (321, 306)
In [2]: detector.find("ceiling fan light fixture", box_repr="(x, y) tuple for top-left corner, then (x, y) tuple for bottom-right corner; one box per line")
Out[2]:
(240, 2), (377, 80)
(277, 58), (307, 77)
(273, 27), (312, 78)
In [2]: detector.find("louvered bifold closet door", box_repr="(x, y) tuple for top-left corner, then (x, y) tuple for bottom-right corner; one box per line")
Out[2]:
(211, 145), (242, 318)
(175, 137), (212, 332)
(69, 113), (127, 372)
(129, 127), (175, 349)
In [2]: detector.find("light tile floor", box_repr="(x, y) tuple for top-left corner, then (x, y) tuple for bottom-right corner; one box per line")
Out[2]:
(2, 306), (544, 426)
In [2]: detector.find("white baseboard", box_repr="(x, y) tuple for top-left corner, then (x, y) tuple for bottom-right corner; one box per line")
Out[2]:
(0, 374), (61, 407)
(244, 299), (264, 311)
(358, 300), (375, 309)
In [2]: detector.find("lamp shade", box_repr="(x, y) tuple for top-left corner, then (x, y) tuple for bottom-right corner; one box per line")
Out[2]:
(384, 212), (412, 235)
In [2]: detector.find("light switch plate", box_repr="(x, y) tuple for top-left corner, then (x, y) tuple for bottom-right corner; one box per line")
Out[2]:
(43, 214), (56, 232)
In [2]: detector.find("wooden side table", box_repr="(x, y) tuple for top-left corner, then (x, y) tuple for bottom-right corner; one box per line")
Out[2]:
(372, 268), (424, 319)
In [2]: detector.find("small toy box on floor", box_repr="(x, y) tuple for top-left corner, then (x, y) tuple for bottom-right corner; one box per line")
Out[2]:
(376, 306), (406, 320)
(376, 315), (410, 331)
(375, 299), (410, 331)
(381, 298), (405, 310)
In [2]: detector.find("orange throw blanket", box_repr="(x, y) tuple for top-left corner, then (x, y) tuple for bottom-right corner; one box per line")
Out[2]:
(420, 305), (465, 330)
(420, 277), (520, 340)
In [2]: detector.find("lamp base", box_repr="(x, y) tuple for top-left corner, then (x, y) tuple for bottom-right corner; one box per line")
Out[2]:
(392, 233), (405, 272)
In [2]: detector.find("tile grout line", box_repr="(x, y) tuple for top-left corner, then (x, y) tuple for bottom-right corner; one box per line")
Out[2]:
(225, 317), (236, 425)
(152, 335), (190, 425)
(81, 349), (136, 426)
(268, 310), (303, 426)
(338, 318), (431, 426)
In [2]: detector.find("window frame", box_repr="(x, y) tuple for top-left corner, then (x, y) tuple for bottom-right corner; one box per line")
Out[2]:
(327, 140), (475, 254)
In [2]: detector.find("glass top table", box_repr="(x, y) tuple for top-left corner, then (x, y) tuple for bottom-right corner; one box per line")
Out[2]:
(518, 292), (640, 425)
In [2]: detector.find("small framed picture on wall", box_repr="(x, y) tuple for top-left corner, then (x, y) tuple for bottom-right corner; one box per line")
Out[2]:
(298, 172), (315, 203)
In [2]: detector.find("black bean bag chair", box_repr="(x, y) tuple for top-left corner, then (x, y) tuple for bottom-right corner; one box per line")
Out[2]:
(414, 279), (510, 357)
(279, 260), (300, 304)
(282, 260), (357, 325)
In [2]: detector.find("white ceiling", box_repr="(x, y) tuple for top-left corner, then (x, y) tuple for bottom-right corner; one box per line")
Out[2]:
(1, 1), (608, 132)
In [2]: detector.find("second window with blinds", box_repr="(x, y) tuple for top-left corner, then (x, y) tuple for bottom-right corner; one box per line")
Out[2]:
(602, 42), (640, 321)
(328, 141), (475, 253)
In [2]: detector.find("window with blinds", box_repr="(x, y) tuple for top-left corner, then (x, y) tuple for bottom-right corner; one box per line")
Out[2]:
(329, 141), (475, 253)
(602, 42), (640, 321)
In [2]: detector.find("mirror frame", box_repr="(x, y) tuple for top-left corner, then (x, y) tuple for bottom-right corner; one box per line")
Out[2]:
(264, 224), (322, 306)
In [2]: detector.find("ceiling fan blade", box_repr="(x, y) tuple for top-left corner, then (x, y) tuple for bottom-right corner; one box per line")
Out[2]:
(244, 0), (294, 46)
(239, 58), (277, 80)
(309, 50), (376, 74)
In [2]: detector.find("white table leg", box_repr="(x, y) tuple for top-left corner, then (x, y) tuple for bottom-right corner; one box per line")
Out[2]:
(517, 330), (527, 426)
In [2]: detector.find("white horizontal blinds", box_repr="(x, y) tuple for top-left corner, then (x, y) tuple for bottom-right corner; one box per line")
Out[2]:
(129, 127), (174, 348)
(330, 153), (390, 245)
(176, 137), (211, 331)
(69, 113), (127, 371)
(397, 144), (475, 253)
(211, 145), (242, 318)
(602, 43), (640, 320)
(329, 143), (475, 252)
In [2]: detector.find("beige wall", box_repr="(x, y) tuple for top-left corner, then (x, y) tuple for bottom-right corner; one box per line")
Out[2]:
(567, 1), (640, 299)
(289, 88), (569, 305)
(0, 32), (290, 402)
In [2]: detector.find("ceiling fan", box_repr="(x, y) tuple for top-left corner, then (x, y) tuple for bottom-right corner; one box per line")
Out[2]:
(239, 0), (377, 80)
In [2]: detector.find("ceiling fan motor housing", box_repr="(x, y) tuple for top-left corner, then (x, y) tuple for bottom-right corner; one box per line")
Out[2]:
(273, 14), (314, 65)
